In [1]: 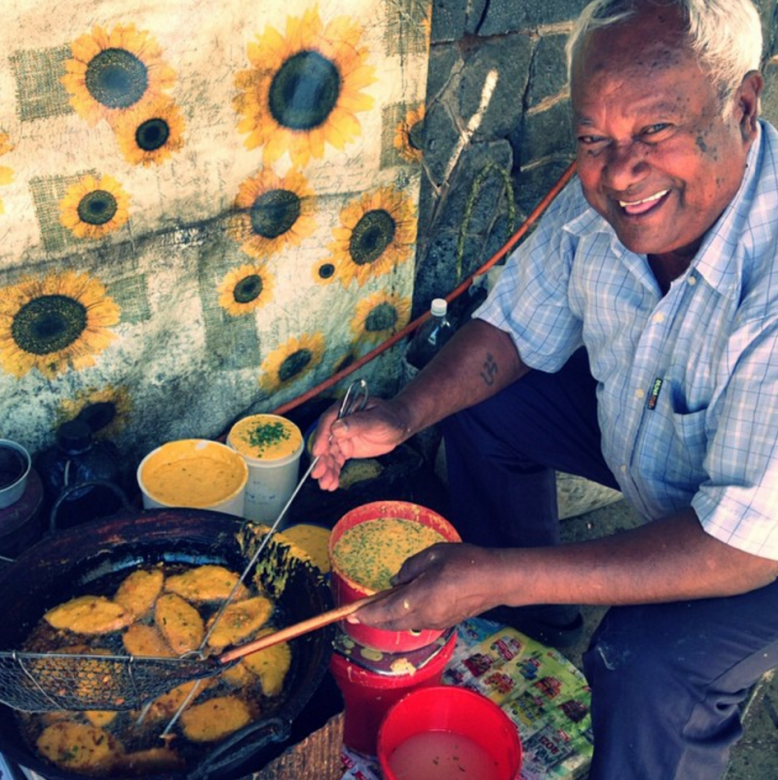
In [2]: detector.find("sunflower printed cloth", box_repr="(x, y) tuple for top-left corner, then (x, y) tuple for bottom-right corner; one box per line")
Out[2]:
(0, 0), (430, 467)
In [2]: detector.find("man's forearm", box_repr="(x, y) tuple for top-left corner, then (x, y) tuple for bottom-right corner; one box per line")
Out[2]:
(496, 508), (778, 608)
(392, 318), (530, 438)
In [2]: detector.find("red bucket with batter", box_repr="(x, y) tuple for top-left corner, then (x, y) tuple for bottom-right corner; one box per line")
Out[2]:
(328, 500), (461, 652)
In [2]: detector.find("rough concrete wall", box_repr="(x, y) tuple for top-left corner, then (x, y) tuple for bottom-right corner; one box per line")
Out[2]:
(414, 0), (778, 322)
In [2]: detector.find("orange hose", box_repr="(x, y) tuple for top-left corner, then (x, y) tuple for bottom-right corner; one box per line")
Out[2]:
(272, 160), (578, 416)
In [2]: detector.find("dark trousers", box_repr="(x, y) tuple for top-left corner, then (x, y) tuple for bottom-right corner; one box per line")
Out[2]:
(441, 348), (778, 779)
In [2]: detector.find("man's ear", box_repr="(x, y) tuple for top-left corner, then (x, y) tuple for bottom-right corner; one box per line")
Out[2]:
(737, 70), (763, 141)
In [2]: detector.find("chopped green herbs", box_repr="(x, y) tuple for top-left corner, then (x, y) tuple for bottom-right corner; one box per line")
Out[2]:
(243, 420), (291, 453)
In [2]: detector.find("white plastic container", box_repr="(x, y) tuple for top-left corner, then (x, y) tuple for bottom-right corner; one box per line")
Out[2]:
(137, 439), (248, 517)
(227, 414), (304, 525)
(0, 439), (31, 510)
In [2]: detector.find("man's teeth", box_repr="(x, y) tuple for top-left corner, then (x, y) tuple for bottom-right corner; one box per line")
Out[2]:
(619, 190), (669, 208)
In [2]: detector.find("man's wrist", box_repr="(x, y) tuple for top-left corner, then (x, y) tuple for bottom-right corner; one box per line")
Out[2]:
(386, 396), (417, 443)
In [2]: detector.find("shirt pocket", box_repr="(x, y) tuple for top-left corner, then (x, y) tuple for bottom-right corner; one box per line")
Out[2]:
(667, 407), (708, 484)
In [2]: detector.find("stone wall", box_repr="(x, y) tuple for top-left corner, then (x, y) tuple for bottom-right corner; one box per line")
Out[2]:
(412, 0), (778, 322)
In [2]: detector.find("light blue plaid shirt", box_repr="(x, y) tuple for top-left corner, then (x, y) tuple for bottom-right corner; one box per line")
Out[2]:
(477, 120), (778, 560)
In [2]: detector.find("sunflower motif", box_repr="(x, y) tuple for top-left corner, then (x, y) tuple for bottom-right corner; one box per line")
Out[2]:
(351, 291), (411, 343)
(394, 105), (425, 164)
(233, 6), (376, 167)
(0, 271), (121, 379)
(0, 132), (13, 215)
(217, 263), (274, 316)
(59, 174), (130, 240)
(230, 169), (316, 260)
(57, 385), (133, 439)
(260, 332), (325, 393)
(327, 185), (417, 287)
(62, 24), (176, 126)
(112, 95), (185, 166)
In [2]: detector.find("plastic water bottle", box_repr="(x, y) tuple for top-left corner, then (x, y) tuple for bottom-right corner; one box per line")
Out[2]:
(406, 298), (455, 370)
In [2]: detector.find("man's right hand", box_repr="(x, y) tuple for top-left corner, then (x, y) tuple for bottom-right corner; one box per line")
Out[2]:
(310, 396), (411, 491)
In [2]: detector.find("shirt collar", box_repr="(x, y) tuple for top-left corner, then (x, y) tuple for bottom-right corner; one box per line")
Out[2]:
(691, 121), (762, 297)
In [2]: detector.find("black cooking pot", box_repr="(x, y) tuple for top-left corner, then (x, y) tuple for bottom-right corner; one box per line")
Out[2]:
(0, 507), (336, 780)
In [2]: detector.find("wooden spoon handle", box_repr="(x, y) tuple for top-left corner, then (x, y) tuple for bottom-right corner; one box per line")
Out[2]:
(217, 591), (387, 663)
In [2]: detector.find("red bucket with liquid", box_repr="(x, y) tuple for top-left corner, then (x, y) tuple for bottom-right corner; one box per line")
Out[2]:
(377, 685), (522, 780)
(328, 500), (461, 652)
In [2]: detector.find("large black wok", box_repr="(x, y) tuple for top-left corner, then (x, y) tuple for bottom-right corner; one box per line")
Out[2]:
(0, 507), (337, 780)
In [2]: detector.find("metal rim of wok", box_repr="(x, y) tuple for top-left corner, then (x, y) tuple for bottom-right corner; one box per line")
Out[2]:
(0, 506), (335, 780)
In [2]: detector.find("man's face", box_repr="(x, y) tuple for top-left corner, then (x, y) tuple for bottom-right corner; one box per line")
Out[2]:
(571, 8), (760, 259)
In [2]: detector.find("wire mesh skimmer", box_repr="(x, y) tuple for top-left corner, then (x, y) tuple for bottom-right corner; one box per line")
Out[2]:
(0, 589), (380, 712)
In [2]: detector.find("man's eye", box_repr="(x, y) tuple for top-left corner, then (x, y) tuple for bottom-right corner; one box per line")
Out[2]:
(577, 135), (607, 146)
(641, 123), (671, 137)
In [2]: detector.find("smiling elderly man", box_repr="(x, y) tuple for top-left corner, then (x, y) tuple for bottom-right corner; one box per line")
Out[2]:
(312, 1), (778, 777)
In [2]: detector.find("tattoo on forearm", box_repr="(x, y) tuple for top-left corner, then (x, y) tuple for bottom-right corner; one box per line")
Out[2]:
(480, 353), (498, 386)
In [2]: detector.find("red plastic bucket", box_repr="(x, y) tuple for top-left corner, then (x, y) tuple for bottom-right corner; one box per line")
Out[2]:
(328, 500), (461, 652)
(329, 630), (457, 755)
(377, 685), (522, 780)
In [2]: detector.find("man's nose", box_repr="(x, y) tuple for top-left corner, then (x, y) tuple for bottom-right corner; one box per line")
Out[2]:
(602, 141), (650, 192)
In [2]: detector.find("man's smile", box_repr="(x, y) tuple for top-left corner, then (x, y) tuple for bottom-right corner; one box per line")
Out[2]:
(617, 189), (671, 216)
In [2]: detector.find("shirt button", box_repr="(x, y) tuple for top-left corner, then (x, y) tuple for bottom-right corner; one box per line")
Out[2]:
(620, 464), (628, 473)
(635, 388), (646, 399)
(653, 313), (665, 324)
(688, 275), (697, 286)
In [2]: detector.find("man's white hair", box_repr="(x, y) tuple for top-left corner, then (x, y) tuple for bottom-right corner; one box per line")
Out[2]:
(566, 0), (762, 115)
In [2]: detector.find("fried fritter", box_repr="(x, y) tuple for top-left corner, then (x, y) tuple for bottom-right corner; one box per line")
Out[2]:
(114, 569), (164, 619)
(205, 595), (273, 649)
(155, 593), (205, 655)
(165, 565), (249, 602)
(122, 623), (174, 658)
(221, 660), (254, 687)
(44, 595), (132, 635)
(36, 721), (121, 774)
(141, 680), (205, 722)
(180, 695), (252, 742)
(85, 710), (117, 728)
(241, 629), (291, 696)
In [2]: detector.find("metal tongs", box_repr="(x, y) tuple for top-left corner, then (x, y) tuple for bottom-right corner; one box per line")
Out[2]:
(158, 378), (369, 733)
(203, 376), (370, 642)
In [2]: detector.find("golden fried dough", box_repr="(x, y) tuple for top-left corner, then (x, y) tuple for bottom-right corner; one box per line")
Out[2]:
(165, 565), (249, 602)
(280, 524), (332, 573)
(142, 680), (205, 721)
(205, 595), (273, 649)
(155, 593), (205, 654)
(44, 595), (132, 635)
(180, 695), (252, 742)
(122, 623), (174, 658)
(221, 661), (254, 687)
(114, 569), (164, 619)
(241, 629), (291, 696)
(36, 721), (121, 774)
(85, 710), (117, 728)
